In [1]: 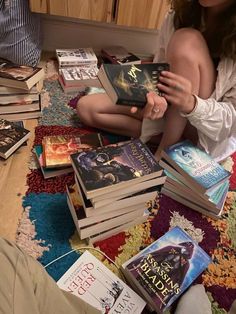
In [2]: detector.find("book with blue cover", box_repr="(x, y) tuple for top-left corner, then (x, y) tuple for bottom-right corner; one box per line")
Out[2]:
(71, 139), (163, 199)
(122, 226), (211, 313)
(160, 140), (231, 194)
(164, 170), (229, 213)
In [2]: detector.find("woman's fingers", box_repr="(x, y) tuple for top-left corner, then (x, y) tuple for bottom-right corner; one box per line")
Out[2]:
(144, 92), (167, 120)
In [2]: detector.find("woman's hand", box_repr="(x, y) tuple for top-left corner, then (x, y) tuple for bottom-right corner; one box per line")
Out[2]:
(157, 71), (196, 114)
(131, 91), (168, 120)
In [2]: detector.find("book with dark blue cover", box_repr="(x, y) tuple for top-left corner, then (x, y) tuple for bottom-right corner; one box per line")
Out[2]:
(161, 140), (231, 194)
(71, 139), (163, 199)
(122, 226), (211, 313)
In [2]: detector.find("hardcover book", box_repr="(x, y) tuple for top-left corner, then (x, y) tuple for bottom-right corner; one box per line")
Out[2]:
(56, 48), (98, 67)
(70, 139), (163, 199)
(160, 140), (231, 194)
(97, 62), (169, 107)
(101, 46), (141, 65)
(42, 133), (103, 168)
(0, 118), (30, 159)
(57, 250), (146, 313)
(0, 59), (44, 90)
(122, 226), (211, 313)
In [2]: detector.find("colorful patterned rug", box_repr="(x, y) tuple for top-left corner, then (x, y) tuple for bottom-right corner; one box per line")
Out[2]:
(16, 60), (236, 314)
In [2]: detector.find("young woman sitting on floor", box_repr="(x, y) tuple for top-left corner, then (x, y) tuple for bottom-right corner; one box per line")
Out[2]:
(77, 0), (236, 162)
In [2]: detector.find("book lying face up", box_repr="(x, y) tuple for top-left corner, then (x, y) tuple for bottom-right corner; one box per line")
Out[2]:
(121, 226), (212, 313)
(97, 63), (169, 107)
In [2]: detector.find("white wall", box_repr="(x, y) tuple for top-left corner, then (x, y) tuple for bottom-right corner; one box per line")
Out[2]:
(41, 15), (160, 58)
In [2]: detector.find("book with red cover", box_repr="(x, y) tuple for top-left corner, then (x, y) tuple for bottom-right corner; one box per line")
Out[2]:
(42, 133), (103, 168)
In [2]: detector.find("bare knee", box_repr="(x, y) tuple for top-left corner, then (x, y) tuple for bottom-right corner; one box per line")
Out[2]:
(167, 28), (209, 62)
(77, 95), (95, 126)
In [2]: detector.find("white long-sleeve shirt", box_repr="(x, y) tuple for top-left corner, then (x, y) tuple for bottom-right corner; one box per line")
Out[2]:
(141, 12), (236, 162)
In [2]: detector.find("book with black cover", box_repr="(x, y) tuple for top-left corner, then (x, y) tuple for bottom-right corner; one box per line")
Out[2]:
(0, 118), (30, 159)
(97, 62), (169, 107)
(70, 139), (163, 199)
(101, 46), (141, 65)
(122, 226), (211, 313)
(0, 59), (44, 90)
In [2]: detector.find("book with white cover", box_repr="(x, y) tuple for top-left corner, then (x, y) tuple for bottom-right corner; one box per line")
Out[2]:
(56, 48), (98, 67)
(57, 250), (146, 313)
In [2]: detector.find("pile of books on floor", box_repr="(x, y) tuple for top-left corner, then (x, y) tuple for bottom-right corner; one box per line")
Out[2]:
(159, 140), (231, 219)
(34, 132), (103, 179)
(0, 58), (44, 121)
(0, 118), (30, 159)
(56, 48), (101, 93)
(67, 138), (166, 244)
(56, 226), (211, 314)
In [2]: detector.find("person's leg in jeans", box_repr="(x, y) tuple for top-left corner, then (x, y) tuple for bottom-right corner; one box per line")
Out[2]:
(0, 238), (100, 314)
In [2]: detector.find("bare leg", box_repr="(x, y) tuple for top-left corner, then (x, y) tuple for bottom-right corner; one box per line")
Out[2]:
(155, 28), (217, 159)
(77, 93), (143, 138)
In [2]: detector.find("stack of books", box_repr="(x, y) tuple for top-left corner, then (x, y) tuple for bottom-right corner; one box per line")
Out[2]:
(34, 133), (103, 179)
(0, 118), (30, 159)
(0, 59), (44, 121)
(67, 139), (166, 244)
(159, 140), (231, 219)
(56, 48), (101, 93)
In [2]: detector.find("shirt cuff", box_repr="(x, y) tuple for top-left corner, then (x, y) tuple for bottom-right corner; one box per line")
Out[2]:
(180, 95), (205, 118)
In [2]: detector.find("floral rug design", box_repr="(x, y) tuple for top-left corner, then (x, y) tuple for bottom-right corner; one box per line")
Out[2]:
(16, 60), (236, 314)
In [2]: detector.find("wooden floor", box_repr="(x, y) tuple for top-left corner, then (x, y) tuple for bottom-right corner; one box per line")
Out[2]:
(0, 119), (37, 241)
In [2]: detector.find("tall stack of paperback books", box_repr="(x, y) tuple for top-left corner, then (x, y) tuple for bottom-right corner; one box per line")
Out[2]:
(56, 48), (101, 93)
(159, 140), (231, 219)
(0, 59), (44, 121)
(67, 139), (166, 244)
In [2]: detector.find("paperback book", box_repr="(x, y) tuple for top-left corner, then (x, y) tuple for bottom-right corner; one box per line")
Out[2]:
(97, 62), (169, 107)
(0, 59), (44, 90)
(57, 250), (146, 313)
(101, 46), (141, 65)
(71, 139), (163, 199)
(56, 48), (98, 67)
(160, 140), (231, 194)
(122, 226), (211, 313)
(163, 172), (229, 213)
(42, 133), (103, 168)
(0, 118), (30, 159)
(67, 184), (146, 239)
(34, 145), (73, 179)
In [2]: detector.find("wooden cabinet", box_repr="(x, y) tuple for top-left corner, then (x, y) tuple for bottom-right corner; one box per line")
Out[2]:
(116, 0), (169, 29)
(29, 0), (169, 29)
(30, 0), (113, 23)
